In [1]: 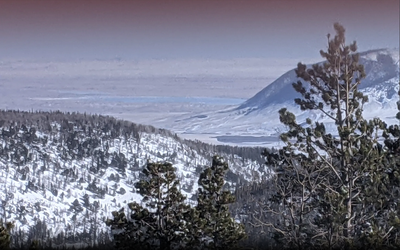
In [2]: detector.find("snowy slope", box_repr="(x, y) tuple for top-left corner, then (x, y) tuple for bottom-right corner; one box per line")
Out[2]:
(167, 48), (400, 143)
(0, 111), (267, 247)
(240, 48), (399, 110)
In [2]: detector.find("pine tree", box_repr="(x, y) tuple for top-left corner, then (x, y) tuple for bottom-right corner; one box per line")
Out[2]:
(106, 161), (193, 250)
(106, 157), (246, 250)
(371, 80), (400, 248)
(196, 155), (246, 249)
(261, 23), (392, 249)
(0, 221), (14, 250)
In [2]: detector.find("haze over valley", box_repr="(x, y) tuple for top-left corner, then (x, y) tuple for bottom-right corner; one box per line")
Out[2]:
(0, 57), (320, 145)
(1, 48), (399, 147)
(1, 0), (398, 147)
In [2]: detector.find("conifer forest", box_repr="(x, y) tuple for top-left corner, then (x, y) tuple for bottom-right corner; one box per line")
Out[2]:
(1, 23), (400, 250)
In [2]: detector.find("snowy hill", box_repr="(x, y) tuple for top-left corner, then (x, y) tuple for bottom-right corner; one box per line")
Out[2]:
(0, 110), (267, 247)
(167, 48), (400, 145)
(239, 48), (399, 111)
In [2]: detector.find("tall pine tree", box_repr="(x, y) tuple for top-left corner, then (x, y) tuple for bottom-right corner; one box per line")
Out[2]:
(106, 157), (246, 250)
(195, 155), (246, 249)
(106, 161), (192, 250)
(261, 23), (394, 249)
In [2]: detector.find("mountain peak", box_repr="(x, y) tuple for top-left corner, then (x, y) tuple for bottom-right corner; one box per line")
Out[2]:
(239, 48), (399, 112)
(166, 48), (399, 142)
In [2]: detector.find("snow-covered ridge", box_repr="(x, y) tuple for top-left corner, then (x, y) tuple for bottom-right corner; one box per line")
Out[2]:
(166, 48), (400, 143)
(0, 110), (268, 247)
(240, 48), (399, 111)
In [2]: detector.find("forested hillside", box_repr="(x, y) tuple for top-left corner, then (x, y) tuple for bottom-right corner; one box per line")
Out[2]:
(0, 109), (267, 249)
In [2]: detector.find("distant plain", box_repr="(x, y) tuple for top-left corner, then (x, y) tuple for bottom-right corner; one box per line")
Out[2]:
(0, 58), (318, 145)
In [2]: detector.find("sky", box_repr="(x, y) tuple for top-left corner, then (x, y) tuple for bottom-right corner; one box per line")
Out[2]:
(0, 0), (398, 61)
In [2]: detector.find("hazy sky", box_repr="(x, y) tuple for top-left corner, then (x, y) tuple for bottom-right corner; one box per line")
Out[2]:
(0, 0), (398, 60)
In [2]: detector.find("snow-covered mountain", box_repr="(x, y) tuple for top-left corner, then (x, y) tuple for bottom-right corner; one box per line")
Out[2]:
(0, 110), (267, 248)
(168, 48), (399, 145)
(239, 48), (399, 110)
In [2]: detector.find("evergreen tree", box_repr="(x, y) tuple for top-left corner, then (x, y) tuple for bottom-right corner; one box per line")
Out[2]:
(195, 155), (246, 249)
(0, 221), (14, 250)
(261, 23), (394, 249)
(371, 80), (400, 248)
(106, 157), (246, 250)
(106, 161), (193, 250)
